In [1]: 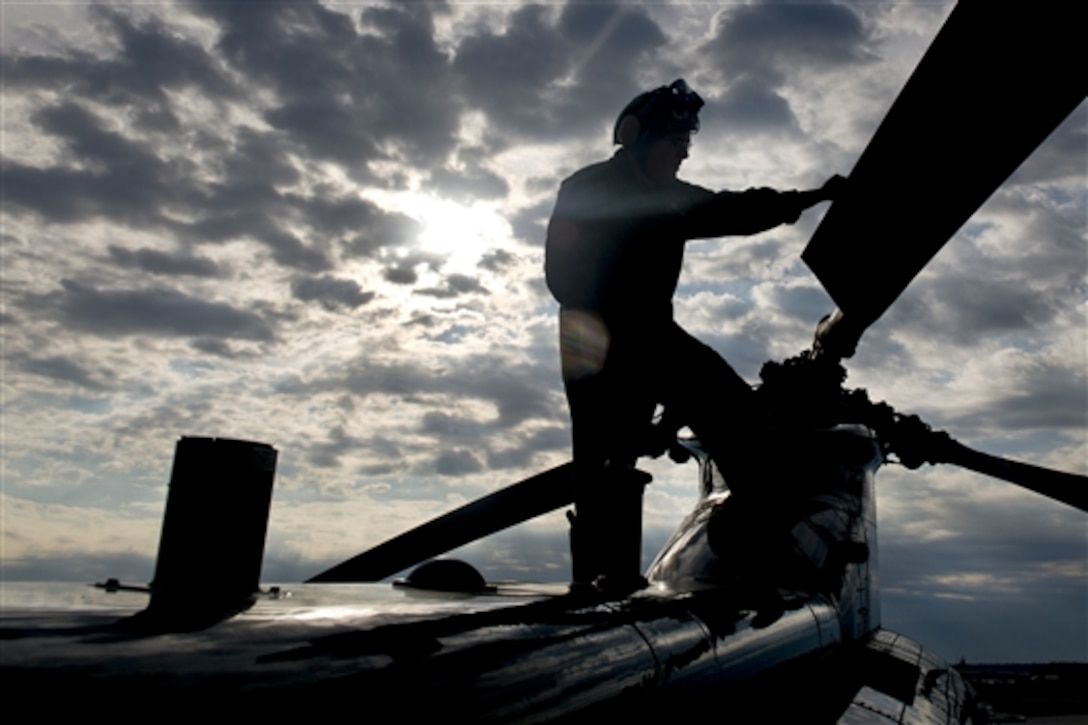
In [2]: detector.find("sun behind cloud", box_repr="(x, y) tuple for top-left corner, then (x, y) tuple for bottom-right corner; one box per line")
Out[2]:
(399, 194), (512, 276)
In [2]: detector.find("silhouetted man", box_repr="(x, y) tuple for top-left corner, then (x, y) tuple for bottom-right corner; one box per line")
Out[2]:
(545, 79), (843, 590)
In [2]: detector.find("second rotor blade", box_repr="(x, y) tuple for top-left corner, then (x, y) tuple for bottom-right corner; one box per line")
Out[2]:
(937, 441), (1088, 513)
(308, 462), (575, 583)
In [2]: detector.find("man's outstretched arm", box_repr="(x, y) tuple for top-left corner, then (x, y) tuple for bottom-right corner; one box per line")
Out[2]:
(686, 174), (847, 237)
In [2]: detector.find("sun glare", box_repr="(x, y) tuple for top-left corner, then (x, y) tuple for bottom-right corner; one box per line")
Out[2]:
(401, 194), (510, 275)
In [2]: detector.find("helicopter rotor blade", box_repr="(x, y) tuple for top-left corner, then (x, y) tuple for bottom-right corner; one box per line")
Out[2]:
(802, 3), (1087, 341)
(935, 441), (1088, 513)
(307, 462), (575, 583)
(881, 412), (1087, 513)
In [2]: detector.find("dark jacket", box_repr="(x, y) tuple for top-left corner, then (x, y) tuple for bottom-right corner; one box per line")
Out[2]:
(546, 150), (805, 328)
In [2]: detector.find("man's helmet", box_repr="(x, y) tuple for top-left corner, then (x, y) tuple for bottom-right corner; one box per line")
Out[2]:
(613, 79), (704, 147)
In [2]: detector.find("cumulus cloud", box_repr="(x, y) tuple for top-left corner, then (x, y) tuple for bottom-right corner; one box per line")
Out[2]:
(415, 272), (489, 298)
(10, 352), (117, 392)
(47, 280), (277, 341)
(453, 3), (668, 144)
(434, 448), (485, 476)
(696, 1), (875, 135)
(291, 275), (375, 311)
(107, 245), (225, 278)
(706, 2), (873, 76)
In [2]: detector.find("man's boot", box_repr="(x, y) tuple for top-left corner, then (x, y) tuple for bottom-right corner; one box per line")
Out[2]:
(568, 460), (650, 596)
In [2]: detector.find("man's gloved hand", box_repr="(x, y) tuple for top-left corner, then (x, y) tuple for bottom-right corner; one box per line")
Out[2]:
(786, 175), (848, 221)
(819, 174), (848, 202)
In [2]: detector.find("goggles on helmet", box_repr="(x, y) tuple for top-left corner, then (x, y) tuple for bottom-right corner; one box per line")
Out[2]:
(613, 79), (704, 146)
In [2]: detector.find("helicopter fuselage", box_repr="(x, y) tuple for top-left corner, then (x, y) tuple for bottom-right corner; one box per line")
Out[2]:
(0, 425), (981, 722)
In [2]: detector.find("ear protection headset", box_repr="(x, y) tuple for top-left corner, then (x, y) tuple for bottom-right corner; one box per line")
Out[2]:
(613, 79), (704, 147)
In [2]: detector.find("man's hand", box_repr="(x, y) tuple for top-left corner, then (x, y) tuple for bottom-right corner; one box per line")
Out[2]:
(790, 175), (849, 218)
(819, 174), (848, 202)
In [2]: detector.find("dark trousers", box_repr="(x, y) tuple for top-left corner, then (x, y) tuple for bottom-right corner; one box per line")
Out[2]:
(560, 308), (756, 467)
(559, 308), (756, 583)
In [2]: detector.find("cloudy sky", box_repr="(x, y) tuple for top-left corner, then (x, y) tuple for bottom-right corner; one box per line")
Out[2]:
(2, 1), (1084, 663)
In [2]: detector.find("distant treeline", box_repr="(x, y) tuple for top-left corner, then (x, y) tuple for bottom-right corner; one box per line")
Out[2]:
(955, 662), (1087, 719)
